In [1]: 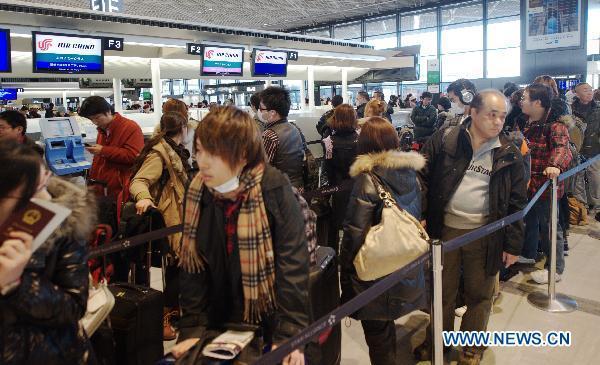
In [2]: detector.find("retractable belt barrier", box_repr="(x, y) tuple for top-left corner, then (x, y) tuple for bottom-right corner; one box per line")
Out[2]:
(253, 153), (599, 365)
(84, 154), (598, 364)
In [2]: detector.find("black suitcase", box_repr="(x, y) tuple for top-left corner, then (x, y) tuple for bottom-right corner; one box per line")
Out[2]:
(109, 283), (164, 365)
(305, 246), (341, 365)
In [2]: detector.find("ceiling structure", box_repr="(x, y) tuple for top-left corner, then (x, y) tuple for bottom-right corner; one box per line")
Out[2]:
(5, 0), (440, 31)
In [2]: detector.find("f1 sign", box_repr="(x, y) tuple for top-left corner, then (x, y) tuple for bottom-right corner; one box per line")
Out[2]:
(287, 51), (299, 61)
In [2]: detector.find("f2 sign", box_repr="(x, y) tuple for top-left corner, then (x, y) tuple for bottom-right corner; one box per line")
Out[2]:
(187, 43), (203, 55)
(104, 37), (124, 51)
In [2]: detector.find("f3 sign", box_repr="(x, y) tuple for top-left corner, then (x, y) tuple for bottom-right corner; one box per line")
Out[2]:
(187, 43), (203, 55)
(104, 37), (124, 51)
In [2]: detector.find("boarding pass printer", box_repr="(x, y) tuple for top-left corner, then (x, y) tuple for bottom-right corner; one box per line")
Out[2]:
(39, 117), (91, 176)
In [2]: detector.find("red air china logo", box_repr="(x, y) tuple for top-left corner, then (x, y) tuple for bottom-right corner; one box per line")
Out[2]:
(256, 52), (284, 62)
(38, 38), (53, 51)
(205, 49), (240, 59)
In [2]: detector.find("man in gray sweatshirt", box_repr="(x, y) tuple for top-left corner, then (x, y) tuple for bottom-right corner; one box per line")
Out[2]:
(416, 90), (527, 364)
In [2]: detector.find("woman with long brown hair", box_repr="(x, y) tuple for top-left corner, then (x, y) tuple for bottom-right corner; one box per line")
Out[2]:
(340, 117), (426, 365)
(130, 111), (192, 340)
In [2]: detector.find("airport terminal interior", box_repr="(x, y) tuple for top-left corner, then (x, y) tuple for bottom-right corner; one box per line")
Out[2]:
(0, 0), (599, 364)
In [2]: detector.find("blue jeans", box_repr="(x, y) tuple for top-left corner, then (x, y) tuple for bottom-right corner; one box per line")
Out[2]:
(522, 198), (565, 274)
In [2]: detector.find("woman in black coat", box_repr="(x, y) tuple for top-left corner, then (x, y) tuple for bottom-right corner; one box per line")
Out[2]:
(322, 104), (359, 249)
(0, 141), (96, 365)
(340, 117), (426, 365)
(171, 106), (309, 365)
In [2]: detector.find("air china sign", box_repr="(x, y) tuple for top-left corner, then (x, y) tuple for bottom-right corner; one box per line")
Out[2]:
(35, 34), (102, 55)
(203, 47), (243, 62)
(255, 51), (286, 65)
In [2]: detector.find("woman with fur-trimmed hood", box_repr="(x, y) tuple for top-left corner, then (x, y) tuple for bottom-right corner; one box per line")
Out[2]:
(340, 117), (426, 365)
(0, 140), (96, 365)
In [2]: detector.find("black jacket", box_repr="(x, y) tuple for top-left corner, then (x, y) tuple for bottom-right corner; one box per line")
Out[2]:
(572, 99), (600, 158)
(178, 165), (310, 344)
(1, 178), (96, 365)
(340, 150), (427, 321)
(266, 120), (305, 189)
(323, 130), (359, 227)
(316, 109), (334, 138)
(356, 103), (366, 119)
(411, 104), (438, 139)
(418, 120), (528, 275)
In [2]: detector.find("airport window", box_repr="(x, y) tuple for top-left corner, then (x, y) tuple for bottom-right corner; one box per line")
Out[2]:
(401, 28), (438, 57)
(441, 21), (483, 54)
(306, 27), (331, 38)
(486, 0), (520, 18)
(442, 51), (484, 81)
(441, 1), (483, 25)
(334, 22), (362, 40)
(487, 16), (520, 49)
(401, 11), (437, 31)
(487, 47), (520, 77)
(365, 16), (397, 37)
(365, 33), (398, 50)
(588, 0), (600, 55)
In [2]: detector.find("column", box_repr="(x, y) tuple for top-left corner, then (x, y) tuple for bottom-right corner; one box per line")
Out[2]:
(62, 90), (67, 106)
(151, 58), (162, 116)
(341, 68), (348, 104)
(299, 79), (306, 111)
(307, 65), (315, 110)
(112, 78), (123, 113)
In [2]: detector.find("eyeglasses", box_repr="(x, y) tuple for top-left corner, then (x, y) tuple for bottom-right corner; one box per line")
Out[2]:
(259, 107), (269, 112)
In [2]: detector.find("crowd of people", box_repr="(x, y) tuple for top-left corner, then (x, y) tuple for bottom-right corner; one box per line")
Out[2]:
(0, 74), (598, 365)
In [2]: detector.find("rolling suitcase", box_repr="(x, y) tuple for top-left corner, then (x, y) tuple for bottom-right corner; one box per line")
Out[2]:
(305, 246), (341, 365)
(109, 282), (164, 365)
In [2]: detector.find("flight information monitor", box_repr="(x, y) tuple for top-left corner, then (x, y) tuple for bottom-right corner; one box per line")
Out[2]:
(0, 88), (17, 100)
(33, 32), (104, 74)
(251, 49), (288, 77)
(0, 28), (11, 73)
(201, 45), (244, 76)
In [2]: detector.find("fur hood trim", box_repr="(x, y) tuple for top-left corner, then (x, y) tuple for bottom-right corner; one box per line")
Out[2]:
(46, 177), (97, 242)
(350, 150), (426, 177)
(557, 115), (575, 129)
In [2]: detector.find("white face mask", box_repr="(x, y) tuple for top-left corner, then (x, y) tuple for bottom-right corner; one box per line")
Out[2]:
(256, 109), (266, 123)
(450, 102), (464, 115)
(213, 175), (240, 194)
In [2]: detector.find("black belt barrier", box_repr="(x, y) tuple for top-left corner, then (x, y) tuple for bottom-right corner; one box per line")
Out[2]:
(88, 224), (183, 259)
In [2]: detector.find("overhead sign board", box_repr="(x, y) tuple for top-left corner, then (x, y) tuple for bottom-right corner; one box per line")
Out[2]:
(187, 43), (203, 55)
(104, 37), (124, 51)
(90, 0), (122, 13)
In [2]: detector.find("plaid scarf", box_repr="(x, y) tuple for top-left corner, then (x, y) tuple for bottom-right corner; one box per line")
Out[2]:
(179, 164), (276, 323)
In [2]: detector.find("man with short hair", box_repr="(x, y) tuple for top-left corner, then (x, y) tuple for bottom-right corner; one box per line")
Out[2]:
(249, 92), (265, 132)
(260, 86), (305, 189)
(410, 91), (438, 140)
(316, 94), (344, 138)
(444, 78), (478, 128)
(0, 110), (43, 155)
(79, 95), (144, 199)
(416, 90), (527, 364)
(373, 90), (394, 122)
(572, 82), (600, 212)
(355, 91), (370, 119)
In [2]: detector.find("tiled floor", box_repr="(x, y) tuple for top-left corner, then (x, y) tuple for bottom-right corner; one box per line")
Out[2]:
(153, 215), (600, 364)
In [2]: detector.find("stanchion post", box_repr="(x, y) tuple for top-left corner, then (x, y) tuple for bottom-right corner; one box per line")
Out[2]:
(430, 239), (444, 365)
(527, 177), (577, 312)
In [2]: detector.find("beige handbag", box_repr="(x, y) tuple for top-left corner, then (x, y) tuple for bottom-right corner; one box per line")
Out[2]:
(80, 276), (115, 336)
(353, 174), (430, 281)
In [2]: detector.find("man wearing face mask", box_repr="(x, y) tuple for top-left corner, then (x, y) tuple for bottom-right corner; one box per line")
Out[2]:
(442, 79), (478, 129)
(355, 91), (370, 119)
(410, 91), (438, 141)
(260, 87), (305, 189)
(249, 92), (265, 133)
